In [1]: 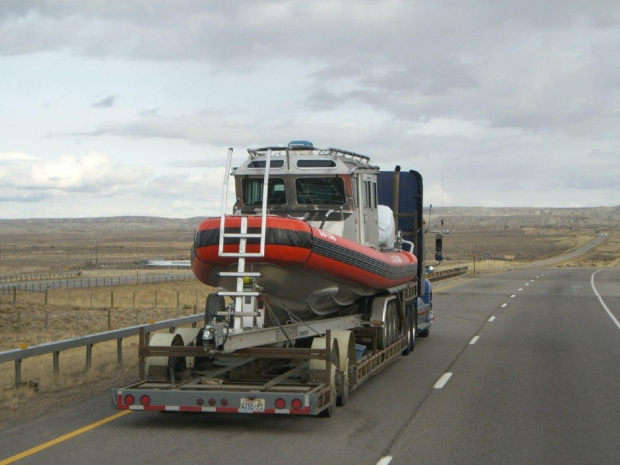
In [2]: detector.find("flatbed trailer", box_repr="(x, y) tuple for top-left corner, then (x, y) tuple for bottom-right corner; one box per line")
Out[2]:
(113, 332), (409, 417)
(113, 299), (419, 417)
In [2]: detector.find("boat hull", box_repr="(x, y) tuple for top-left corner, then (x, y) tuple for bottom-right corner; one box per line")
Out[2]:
(192, 215), (417, 321)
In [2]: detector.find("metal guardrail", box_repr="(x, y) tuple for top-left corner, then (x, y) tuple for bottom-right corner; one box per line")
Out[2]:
(427, 266), (468, 281)
(0, 314), (204, 387)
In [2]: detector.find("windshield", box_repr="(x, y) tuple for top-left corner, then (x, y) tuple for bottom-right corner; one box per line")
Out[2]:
(295, 177), (345, 205)
(242, 178), (287, 206)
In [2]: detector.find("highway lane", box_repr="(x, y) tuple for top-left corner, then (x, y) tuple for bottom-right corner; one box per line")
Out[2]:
(1, 267), (618, 465)
(389, 267), (620, 464)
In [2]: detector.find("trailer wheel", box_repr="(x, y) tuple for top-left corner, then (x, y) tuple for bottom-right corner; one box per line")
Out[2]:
(205, 293), (225, 325)
(332, 331), (355, 407)
(372, 296), (398, 349)
(146, 333), (186, 382)
(310, 337), (339, 417)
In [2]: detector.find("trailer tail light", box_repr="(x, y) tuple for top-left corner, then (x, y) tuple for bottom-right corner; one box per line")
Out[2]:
(208, 398), (216, 406)
(221, 398), (228, 406)
(124, 394), (135, 406)
(140, 395), (151, 407)
(196, 398), (204, 406)
(291, 398), (303, 410)
(275, 398), (286, 409)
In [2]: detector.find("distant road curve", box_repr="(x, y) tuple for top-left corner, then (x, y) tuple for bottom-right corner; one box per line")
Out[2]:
(516, 233), (608, 269)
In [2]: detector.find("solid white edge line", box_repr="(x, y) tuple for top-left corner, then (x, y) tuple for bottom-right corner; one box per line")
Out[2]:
(591, 270), (620, 331)
(376, 456), (393, 465)
(469, 336), (479, 345)
(434, 372), (453, 389)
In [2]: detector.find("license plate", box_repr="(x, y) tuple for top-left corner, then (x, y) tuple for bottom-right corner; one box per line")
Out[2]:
(239, 398), (265, 413)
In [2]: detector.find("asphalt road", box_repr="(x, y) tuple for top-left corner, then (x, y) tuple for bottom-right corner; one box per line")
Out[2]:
(1, 267), (619, 465)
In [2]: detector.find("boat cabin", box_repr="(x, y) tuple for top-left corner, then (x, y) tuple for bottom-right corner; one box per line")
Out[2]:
(232, 141), (386, 248)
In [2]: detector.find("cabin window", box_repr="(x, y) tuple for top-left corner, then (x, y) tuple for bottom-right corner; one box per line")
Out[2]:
(296, 159), (337, 168)
(363, 180), (371, 208)
(242, 177), (287, 206)
(246, 159), (285, 169)
(295, 177), (345, 205)
(372, 181), (377, 209)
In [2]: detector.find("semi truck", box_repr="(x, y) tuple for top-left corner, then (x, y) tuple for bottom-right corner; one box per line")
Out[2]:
(112, 141), (439, 417)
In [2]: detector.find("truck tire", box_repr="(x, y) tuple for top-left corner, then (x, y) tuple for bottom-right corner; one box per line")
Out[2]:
(409, 309), (417, 351)
(402, 307), (416, 355)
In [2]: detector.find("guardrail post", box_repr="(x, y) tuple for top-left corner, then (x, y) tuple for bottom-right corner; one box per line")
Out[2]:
(117, 338), (123, 366)
(86, 344), (93, 371)
(15, 358), (22, 386)
(53, 351), (60, 379)
(139, 327), (146, 381)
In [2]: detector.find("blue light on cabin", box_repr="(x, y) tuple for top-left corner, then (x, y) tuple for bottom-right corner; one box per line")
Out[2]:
(288, 140), (314, 149)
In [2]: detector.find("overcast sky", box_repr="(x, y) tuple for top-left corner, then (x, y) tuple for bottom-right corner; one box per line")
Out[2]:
(1, 0), (618, 219)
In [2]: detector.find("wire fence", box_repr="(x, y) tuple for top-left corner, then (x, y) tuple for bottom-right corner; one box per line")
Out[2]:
(0, 272), (195, 295)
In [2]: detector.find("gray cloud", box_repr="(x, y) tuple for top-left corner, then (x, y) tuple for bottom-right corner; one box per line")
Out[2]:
(91, 95), (117, 108)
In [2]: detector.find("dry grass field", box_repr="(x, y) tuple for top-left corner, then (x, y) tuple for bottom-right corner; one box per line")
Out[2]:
(0, 208), (618, 427)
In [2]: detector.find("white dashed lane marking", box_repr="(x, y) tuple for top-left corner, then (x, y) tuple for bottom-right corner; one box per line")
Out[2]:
(434, 372), (453, 389)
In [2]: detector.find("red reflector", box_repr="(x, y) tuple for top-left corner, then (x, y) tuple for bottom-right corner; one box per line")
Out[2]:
(208, 398), (216, 406)
(124, 394), (135, 405)
(221, 398), (228, 406)
(140, 395), (151, 406)
(275, 398), (286, 409)
(291, 398), (303, 410)
(196, 398), (204, 406)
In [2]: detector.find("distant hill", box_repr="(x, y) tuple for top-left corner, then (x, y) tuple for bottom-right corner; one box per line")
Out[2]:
(425, 206), (620, 231)
(1, 207), (618, 232)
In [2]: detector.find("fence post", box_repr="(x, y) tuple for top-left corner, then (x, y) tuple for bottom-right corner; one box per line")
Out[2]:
(45, 312), (49, 331)
(108, 308), (111, 331)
